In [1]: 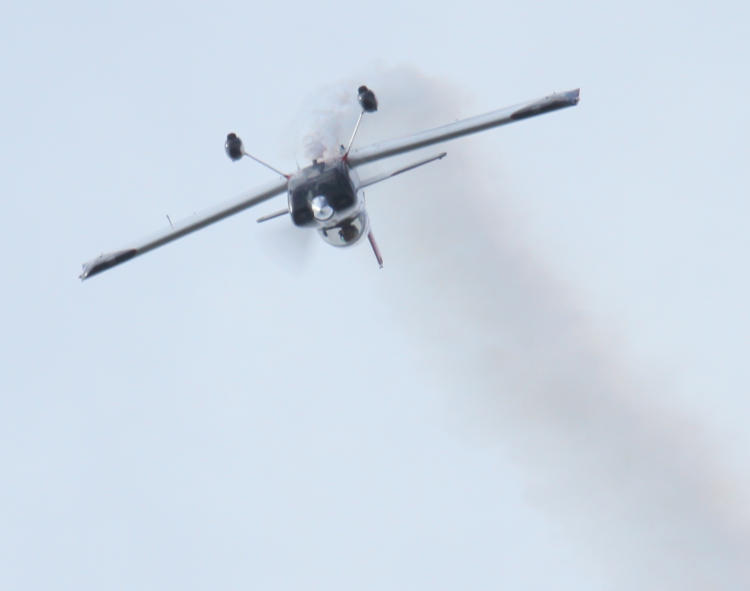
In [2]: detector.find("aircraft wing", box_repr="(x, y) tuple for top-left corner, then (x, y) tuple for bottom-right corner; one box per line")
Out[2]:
(347, 88), (580, 167)
(80, 177), (288, 280)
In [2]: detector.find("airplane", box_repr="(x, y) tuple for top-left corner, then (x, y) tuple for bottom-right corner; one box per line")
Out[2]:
(79, 85), (580, 279)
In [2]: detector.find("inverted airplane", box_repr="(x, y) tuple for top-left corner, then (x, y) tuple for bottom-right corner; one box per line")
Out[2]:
(79, 85), (580, 279)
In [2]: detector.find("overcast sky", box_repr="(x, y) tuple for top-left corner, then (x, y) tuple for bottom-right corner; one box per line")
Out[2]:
(2, 1), (750, 589)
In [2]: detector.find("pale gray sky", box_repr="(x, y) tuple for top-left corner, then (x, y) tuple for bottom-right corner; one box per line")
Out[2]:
(2, 1), (750, 589)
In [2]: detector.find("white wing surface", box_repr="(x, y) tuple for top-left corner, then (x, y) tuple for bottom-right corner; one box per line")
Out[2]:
(80, 177), (288, 279)
(347, 88), (580, 167)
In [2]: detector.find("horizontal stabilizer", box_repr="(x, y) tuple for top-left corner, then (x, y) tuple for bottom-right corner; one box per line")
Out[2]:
(256, 208), (289, 223)
(357, 152), (447, 190)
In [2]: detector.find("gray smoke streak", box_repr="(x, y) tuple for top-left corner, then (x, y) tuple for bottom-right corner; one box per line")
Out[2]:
(297, 85), (360, 161)
(314, 67), (750, 588)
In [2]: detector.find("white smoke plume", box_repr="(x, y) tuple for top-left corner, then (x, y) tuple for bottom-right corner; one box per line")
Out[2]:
(297, 85), (360, 161)
(305, 66), (750, 588)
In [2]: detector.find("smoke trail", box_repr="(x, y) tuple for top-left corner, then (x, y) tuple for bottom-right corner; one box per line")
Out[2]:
(317, 66), (750, 588)
(296, 85), (360, 161)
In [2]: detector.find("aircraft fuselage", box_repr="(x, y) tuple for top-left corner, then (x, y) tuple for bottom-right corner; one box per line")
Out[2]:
(287, 158), (369, 248)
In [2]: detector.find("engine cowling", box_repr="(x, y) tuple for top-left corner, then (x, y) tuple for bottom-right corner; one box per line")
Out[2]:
(288, 160), (357, 227)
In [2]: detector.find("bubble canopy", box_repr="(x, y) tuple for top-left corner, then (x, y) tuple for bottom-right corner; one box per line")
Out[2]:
(318, 212), (369, 247)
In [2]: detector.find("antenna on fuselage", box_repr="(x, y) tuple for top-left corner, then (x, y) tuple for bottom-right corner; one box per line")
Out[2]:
(225, 133), (290, 179)
(344, 86), (378, 157)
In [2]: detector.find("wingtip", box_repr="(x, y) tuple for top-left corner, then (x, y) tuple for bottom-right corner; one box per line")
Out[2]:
(79, 248), (138, 281)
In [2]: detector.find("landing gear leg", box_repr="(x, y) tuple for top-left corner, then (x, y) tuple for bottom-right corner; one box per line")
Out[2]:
(367, 231), (384, 269)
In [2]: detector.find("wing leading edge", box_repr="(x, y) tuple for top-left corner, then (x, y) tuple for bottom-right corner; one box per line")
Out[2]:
(347, 88), (580, 167)
(80, 177), (288, 280)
